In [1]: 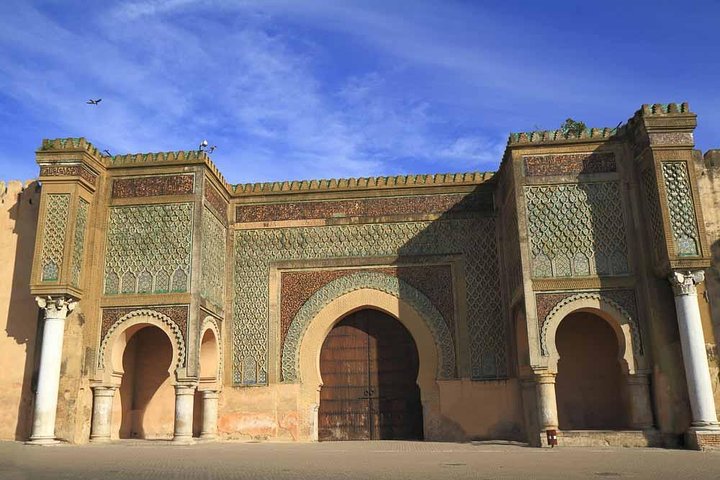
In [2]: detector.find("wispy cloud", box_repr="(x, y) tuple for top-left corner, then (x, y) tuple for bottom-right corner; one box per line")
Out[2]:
(0, 0), (718, 182)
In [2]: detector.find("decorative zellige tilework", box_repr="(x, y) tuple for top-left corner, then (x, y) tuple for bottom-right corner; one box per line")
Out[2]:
(281, 272), (456, 382)
(233, 218), (505, 385)
(104, 203), (193, 295)
(201, 207), (226, 311)
(40, 194), (70, 281)
(640, 167), (666, 260)
(70, 199), (89, 287)
(525, 182), (628, 278)
(661, 162), (700, 256)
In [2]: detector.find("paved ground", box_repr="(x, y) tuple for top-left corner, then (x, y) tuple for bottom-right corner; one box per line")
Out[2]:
(1, 440), (720, 479)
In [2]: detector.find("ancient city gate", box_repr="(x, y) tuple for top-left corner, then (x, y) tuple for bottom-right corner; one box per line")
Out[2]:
(318, 309), (423, 441)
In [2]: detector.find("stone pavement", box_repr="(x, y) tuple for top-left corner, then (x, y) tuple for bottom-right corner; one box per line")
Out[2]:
(1, 440), (720, 479)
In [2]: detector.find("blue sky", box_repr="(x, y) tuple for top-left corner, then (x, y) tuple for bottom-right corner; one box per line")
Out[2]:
(1, 0), (718, 184)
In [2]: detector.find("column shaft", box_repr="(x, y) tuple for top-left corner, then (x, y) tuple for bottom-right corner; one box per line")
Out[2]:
(173, 384), (196, 442)
(535, 373), (559, 430)
(199, 390), (219, 440)
(90, 387), (116, 442)
(670, 271), (719, 429)
(29, 297), (75, 444)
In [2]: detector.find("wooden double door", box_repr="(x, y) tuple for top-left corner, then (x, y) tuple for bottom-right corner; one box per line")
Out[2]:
(318, 309), (424, 441)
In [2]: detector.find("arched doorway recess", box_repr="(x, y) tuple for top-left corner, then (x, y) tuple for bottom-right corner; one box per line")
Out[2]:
(318, 308), (424, 441)
(555, 311), (629, 430)
(117, 325), (175, 439)
(194, 324), (221, 438)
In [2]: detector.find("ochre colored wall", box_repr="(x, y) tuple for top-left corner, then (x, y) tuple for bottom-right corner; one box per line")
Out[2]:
(695, 152), (720, 420)
(0, 180), (40, 441)
(215, 380), (525, 442)
(555, 312), (628, 430)
(113, 326), (175, 439)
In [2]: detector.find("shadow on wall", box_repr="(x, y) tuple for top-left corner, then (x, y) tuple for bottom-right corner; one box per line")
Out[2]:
(392, 184), (525, 442)
(705, 240), (720, 386)
(3, 180), (42, 440)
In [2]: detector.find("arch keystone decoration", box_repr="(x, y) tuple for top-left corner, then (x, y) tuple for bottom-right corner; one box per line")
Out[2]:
(539, 292), (644, 373)
(98, 309), (187, 374)
(281, 271), (455, 382)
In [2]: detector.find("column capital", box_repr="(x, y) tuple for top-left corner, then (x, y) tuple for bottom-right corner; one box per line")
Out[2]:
(534, 372), (557, 384)
(174, 383), (197, 395)
(35, 296), (77, 319)
(91, 385), (116, 396)
(201, 389), (219, 400)
(669, 270), (705, 296)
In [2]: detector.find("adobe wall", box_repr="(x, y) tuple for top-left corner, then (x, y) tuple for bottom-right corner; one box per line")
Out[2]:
(215, 380), (525, 442)
(0, 180), (40, 441)
(695, 150), (720, 413)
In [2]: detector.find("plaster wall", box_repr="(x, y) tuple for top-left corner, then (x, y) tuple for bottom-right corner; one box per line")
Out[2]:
(696, 150), (720, 418)
(0, 180), (40, 441)
(113, 326), (175, 439)
(215, 380), (525, 443)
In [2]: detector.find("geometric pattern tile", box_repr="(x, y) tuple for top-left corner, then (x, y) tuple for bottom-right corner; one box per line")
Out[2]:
(525, 182), (629, 278)
(233, 217), (505, 385)
(661, 161), (700, 257)
(70, 198), (89, 288)
(40, 194), (70, 282)
(104, 203), (193, 295)
(201, 207), (226, 311)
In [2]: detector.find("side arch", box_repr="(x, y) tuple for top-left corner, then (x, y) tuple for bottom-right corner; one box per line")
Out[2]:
(282, 271), (455, 383)
(540, 293), (645, 374)
(198, 316), (222, 388)
(97, 309), (186, 384)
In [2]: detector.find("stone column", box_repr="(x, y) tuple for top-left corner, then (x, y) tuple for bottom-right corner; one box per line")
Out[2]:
(199, 390), (219, 440)
(626, 373), (654, 429)
(28, 296), (76, 444)
(173, 384), (196, 443)
(669, 271), (719, 429)
(535, 372), (559, 432)
(90, 386), (116, 442)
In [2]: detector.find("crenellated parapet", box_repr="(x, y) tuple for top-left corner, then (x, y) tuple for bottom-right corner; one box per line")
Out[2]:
(233, 171), (493, 195)
(508, 126), (620, 145)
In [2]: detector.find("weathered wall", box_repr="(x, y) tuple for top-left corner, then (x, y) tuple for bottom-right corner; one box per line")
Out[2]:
(555, 312), (627, 429)
(695, 150), (720, 415)
(0, 180), (40, 440)
(215, 380), (525, 443)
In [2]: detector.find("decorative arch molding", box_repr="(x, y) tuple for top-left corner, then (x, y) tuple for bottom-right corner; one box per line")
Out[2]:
(281, 271), (455, 382)
(99, 308), (187, 372)
(198, 315), (223, 383)
(539, 292), (645, 373)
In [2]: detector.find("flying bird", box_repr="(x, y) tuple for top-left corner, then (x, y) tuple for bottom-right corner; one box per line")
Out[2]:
(86, 98), (102, 105)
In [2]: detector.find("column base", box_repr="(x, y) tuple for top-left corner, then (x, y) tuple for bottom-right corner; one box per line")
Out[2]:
(198, 433), (217, 441)
(689, 421), (720, 431)
(26, 437), (60, 446)
(686, 428), (720, 451)
(172, 435), (195, 445)
(89, 436), (112, 443)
